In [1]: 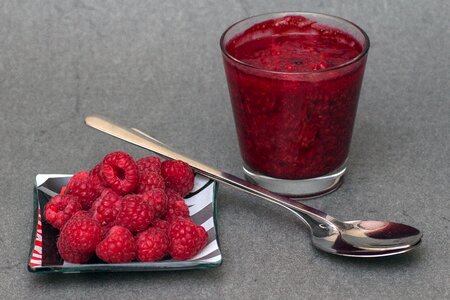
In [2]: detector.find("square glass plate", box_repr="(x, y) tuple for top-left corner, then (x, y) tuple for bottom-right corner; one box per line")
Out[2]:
(28, 174), (222, 273)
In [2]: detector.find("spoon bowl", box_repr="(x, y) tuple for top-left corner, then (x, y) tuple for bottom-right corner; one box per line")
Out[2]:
(309, 219), (422, 257)
(85, 115), (423, 258)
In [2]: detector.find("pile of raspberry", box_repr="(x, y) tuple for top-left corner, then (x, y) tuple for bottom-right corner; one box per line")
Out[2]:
(44, 151), (208, 264)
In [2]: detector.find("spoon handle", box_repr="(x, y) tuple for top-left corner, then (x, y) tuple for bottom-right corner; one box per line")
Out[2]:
(85, 115), (335, 228)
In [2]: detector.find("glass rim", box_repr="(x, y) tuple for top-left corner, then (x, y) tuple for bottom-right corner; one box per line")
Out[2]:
(220, 11), (370, 75)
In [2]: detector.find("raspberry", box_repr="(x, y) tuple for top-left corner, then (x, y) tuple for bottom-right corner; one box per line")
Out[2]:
(59, 213), (102, 253)
(166, 189), (184, 205)
(137, 171), (165, 193)
(71, 210), (93, 220)
(44, 194), (81, 229)
(137, 156), (161, 174)
(57, 236), (92, 264)
(89, 163), (106, 195)
(136, 227), (168, 262)
(168, 218), (208, 260)
(101, 151), (139, 195)
(115, 194), (154, 233)
(161, 160), (195, 196)
(96, 226), (136, 263)
(141, 188), (167, 218)
(91, 189), (122, 226)
(153, 219), (169, 233)
(65, 171), (98, 209)
(166, 199), (190, 223)
(196, 225), (208, 251)
(100, 222), (115, 239)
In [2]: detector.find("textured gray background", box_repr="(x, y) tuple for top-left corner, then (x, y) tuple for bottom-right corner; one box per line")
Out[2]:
(1, 0), (449, 299)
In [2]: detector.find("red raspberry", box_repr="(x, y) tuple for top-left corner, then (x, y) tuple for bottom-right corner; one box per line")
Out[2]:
(137, 171), (165, 193)
(71, 210), (93, 220)
(141, 188), (168, 218)
(161, 160), (194, 196)
(91, 189), (122, 226)
(101, 151), (139, 195)
(100, 222), (115, 239)
(59, 213), (102, 253)
(115, 194), (154, 233)
(166, 200), (190, 223)
(137, 156), (161, 174)
(168, 218), (208, 260)
(196, 225), (208, 251)
(57, 236), (92, 264)
(96, 226), (136, 263)
(136, 227), (168, 262)
(44, 194), (81, 229)
(153, 219), (169, 233)
(65, 171), (98, 209)
(166, 189), (184, 205)
(89, 163), (106, 195)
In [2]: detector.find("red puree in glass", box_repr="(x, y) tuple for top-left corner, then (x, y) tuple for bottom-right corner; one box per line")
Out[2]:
(223, 16), (367, 179)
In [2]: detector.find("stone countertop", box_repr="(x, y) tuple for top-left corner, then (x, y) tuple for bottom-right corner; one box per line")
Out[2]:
(1, 0), (449, 299)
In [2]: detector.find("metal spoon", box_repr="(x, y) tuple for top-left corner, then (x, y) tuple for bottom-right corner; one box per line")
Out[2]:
(85, 115), (422, 257)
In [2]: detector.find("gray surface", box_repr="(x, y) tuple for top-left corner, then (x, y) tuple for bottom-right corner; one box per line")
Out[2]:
(1, 0), (449, 299)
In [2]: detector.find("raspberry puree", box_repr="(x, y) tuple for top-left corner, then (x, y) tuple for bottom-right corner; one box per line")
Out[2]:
(223, 15), (368, 179)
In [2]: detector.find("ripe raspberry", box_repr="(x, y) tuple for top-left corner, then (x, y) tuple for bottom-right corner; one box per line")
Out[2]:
(57, 236), (92, 264)
(65, 171), (98, 209)
(101, 151), (139, 195)
(166, 189), (184, 205)
(100, 222), (115, 239)
(161, 160), (195, 196)
(141, 188), (167, 218)
(96, 226), (136, 263)
(89, 163), (106, 195)
(168, 218), (208, 260)
(153, 219), (169, 233)
(91, 189), (122, 226)
(137, 156), (161, 174)
(115, 194), (154, 233)
(136, 227), (168, 262)
(71, 210), (93, 220)
(137, 171), (165, 193)
(44, 194), (81, 229)
(166, 200), (190, 223)
(196, 225), (208, 251)
(60, 213), (102, 253)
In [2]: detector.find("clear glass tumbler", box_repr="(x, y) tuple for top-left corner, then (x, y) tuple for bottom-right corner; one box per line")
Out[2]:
(221, 12), (369, 198)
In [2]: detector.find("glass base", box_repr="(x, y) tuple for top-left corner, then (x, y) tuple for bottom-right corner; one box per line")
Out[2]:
(243, 163), (346, 199)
